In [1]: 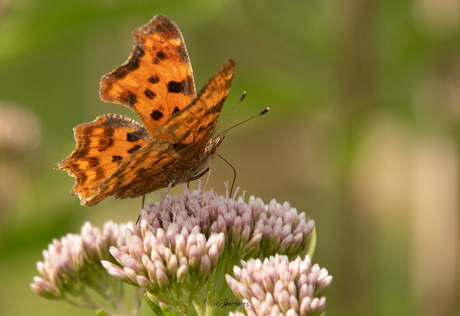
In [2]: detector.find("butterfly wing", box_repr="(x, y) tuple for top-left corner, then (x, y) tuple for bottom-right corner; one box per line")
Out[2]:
(156, 59), (236, 150)
(99, 14), (196, 140)
(84, 60), (236, 205)
(90, 140), (198, 204)
(56, 114), (151, 205)
(59, 16), (235, 206)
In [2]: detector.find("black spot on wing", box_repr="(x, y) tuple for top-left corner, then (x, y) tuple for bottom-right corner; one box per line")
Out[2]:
(168, 80), (186, 94)
(156, 51), (166, 60)
(121, 91), (138, 106)
(89, 157), (99, 168)
(99, 127), (114, 151)
(98, 137), (113, 151)
(74, 149), (88, 159)
(70, 163), (87, 183)
(153, 51), (166, 64)
(150, 109), (164, 121)
(144, 88), (156, 99)
(112, 156), (123, 162)
(127, 145), (142, 154)
(70, 163), (80, 171)
(148, 75), (160, 84)
(94, 167), (105, 182)
(126, 132), (140, 142)
(173, 107), (180, 114)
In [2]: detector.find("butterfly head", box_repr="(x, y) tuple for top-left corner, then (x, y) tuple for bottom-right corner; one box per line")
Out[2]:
(206, 135), (225, 159)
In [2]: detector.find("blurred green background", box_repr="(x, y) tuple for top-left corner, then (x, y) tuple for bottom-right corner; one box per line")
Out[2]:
(1, 0), (459, 315)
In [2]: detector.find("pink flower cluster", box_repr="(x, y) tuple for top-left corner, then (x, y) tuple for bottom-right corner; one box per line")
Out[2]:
(226, 255), (332, 316)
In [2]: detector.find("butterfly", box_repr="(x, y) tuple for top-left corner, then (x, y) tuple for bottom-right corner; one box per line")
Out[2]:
(56, 14), (235, 206)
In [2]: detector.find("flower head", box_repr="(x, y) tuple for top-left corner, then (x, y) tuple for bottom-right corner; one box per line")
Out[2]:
(103, 185), (315, 312)
(140, 185), (315, 261)
(30, 221), (135, 314)
(103, 219), (226, 312)
(226, 254), (332, 316)
(30, 233), (83, 299)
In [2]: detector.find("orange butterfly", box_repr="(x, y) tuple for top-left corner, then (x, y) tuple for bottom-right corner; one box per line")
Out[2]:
(56, 15), (235, 206)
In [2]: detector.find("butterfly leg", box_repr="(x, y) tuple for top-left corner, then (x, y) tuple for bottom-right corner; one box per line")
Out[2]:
(135, 195), (146, 226)
(201, 167), (212, 193)
(159, 180), (175, 206)
(165, 180), (174, 196)
(200, 167), (212, 207)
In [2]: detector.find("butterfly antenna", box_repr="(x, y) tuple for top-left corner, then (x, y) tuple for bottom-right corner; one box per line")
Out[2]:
(216, 107), (270, 138)
(217, 154), (236, 196)
(214, 92), (247, 135)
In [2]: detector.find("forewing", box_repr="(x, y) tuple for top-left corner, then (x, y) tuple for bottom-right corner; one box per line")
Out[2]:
(156, 59), (235, 149)
(56, 114), (150, 205)
(100, 14), (196, 139)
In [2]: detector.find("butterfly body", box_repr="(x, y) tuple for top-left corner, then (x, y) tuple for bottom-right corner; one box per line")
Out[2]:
(56, 15), (235, 206)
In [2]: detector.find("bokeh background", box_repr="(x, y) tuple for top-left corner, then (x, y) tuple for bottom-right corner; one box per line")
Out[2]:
(0, 0), (459, 315)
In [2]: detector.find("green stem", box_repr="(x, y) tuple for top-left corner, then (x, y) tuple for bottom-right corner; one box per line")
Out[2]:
(204, 297), (216, 316)
(131, 288), (144, 316)
(192, 296), (205, 316)
(64, 296), (116, 316)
